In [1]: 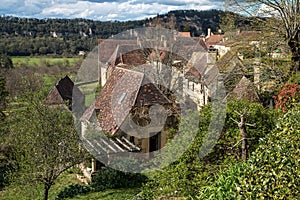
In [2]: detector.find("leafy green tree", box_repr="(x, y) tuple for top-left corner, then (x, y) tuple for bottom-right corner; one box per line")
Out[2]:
(198, 105), (300, 199)
(6, 93), (86, 200)
(141, 101), (276, 199)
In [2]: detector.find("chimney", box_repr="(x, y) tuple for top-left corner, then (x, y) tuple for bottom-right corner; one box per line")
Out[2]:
(207, 28), (211, 37)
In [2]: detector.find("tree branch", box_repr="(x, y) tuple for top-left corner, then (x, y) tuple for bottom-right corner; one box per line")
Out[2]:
(228, 137), (256, 149)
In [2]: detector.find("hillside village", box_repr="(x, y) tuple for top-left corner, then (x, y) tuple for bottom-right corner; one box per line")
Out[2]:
(44, 26), (290, 176)
(1, 8), (299, 200)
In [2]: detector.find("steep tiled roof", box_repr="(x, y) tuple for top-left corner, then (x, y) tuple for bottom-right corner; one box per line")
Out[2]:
(115, 48), (147, 66)
(45, 86), (64, 105)
(196, 38), (208, 51)
(95, 66), (171, 135)
(135, 77), (170, 106)
(45, 76), (84, 109)
(98, 39), (137, 63)
(184, 52), (208, 83)
(227, 76), (260, 102)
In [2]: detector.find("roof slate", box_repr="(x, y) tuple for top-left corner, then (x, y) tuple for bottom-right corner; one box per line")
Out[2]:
(205, 35), (224, 48)
(95, 66), (171, 136)
(227, 76), (260, 102)
(45, 76), (84, 109)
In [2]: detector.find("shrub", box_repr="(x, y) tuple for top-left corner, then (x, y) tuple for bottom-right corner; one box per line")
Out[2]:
(55, 184), (92, 200)
(90, 167), (148, 192)
(273, 83), (300, 112)
(238, 106), (300, 199)
(197, 106), (300, 199)
(141, 101), (277, 199)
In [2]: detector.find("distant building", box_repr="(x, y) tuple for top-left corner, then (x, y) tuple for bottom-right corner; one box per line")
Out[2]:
(45, 75), (85, 111)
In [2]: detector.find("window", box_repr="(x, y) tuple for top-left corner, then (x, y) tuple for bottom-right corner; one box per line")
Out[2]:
(118, 92), (126, 104)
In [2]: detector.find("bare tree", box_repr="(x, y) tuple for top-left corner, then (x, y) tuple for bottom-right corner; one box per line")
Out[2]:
(230, 109), (256, 160)
(225, 0), (300, 72)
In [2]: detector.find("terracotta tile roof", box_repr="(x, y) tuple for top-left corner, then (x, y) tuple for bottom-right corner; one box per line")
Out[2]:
(135, 77), (170, 106)
(196, 38), (208, 51)
(95, 67), (138, 134)
(115, 48), (147, 66)
(205, 35), (224, 48)
(95, 66), (170, 136)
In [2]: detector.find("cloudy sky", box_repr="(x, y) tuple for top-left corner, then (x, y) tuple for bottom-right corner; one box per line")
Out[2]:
(0, 0), (224, 21)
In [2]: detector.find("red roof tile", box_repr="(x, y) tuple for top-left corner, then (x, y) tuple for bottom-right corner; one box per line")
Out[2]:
(205, 35), (224, 48)
(95, 66), (170, 136)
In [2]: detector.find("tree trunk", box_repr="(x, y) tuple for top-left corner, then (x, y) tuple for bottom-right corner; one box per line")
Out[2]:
(238, 114), (248, 160)
(44, 184), (51, 200)
(241, 127), (248, 161)
(288, 36), (300, 72)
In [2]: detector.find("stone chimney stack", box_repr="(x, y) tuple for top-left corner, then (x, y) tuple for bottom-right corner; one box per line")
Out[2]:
(207, 28), (211, 37)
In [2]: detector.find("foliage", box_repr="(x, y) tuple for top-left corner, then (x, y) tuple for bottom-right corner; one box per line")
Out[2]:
(11, 56), (82, 68)
(197, 163), (248, 200)
(5, 90), (87, 200)
(273, 83), (300, 112)
(197, 106), (300, 199)
(220, 100), (277, 160)
(140, 101), (276, 199)
(91, 167), (147, 192)
(0, 173), (83, 200)
(56, 184), (92, 200)
(66, 188), (140, 200)
(0, 76), (8, 120)
(0, 54), (13, 69)
(0, 76), (11, 189)
(0, 10), (260, 56)
(288, 71), (300, 84)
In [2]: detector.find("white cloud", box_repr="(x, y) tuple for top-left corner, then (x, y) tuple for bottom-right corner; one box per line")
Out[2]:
(0, 0), (223, 21)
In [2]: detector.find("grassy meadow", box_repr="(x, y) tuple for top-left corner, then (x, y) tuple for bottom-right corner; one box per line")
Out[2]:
(12, 56), (82, 68)
(0, 171), (140, 200)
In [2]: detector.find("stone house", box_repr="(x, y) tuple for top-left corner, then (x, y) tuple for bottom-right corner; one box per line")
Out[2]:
(80, 31), (217, 165)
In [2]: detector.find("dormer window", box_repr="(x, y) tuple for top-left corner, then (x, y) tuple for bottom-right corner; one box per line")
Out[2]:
(118, 92), (127, 104)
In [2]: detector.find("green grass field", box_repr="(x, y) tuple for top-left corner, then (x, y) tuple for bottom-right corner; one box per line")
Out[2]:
(12, 56), (82, 67)
(0, 172), (140, 200)
(65, 188), (140, 200)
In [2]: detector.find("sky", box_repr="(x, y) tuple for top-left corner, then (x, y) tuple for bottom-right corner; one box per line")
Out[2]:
(0, 0), (224, 21)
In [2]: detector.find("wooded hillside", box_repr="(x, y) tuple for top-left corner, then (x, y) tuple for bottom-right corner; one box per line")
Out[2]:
(0, 10), (257, 56)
